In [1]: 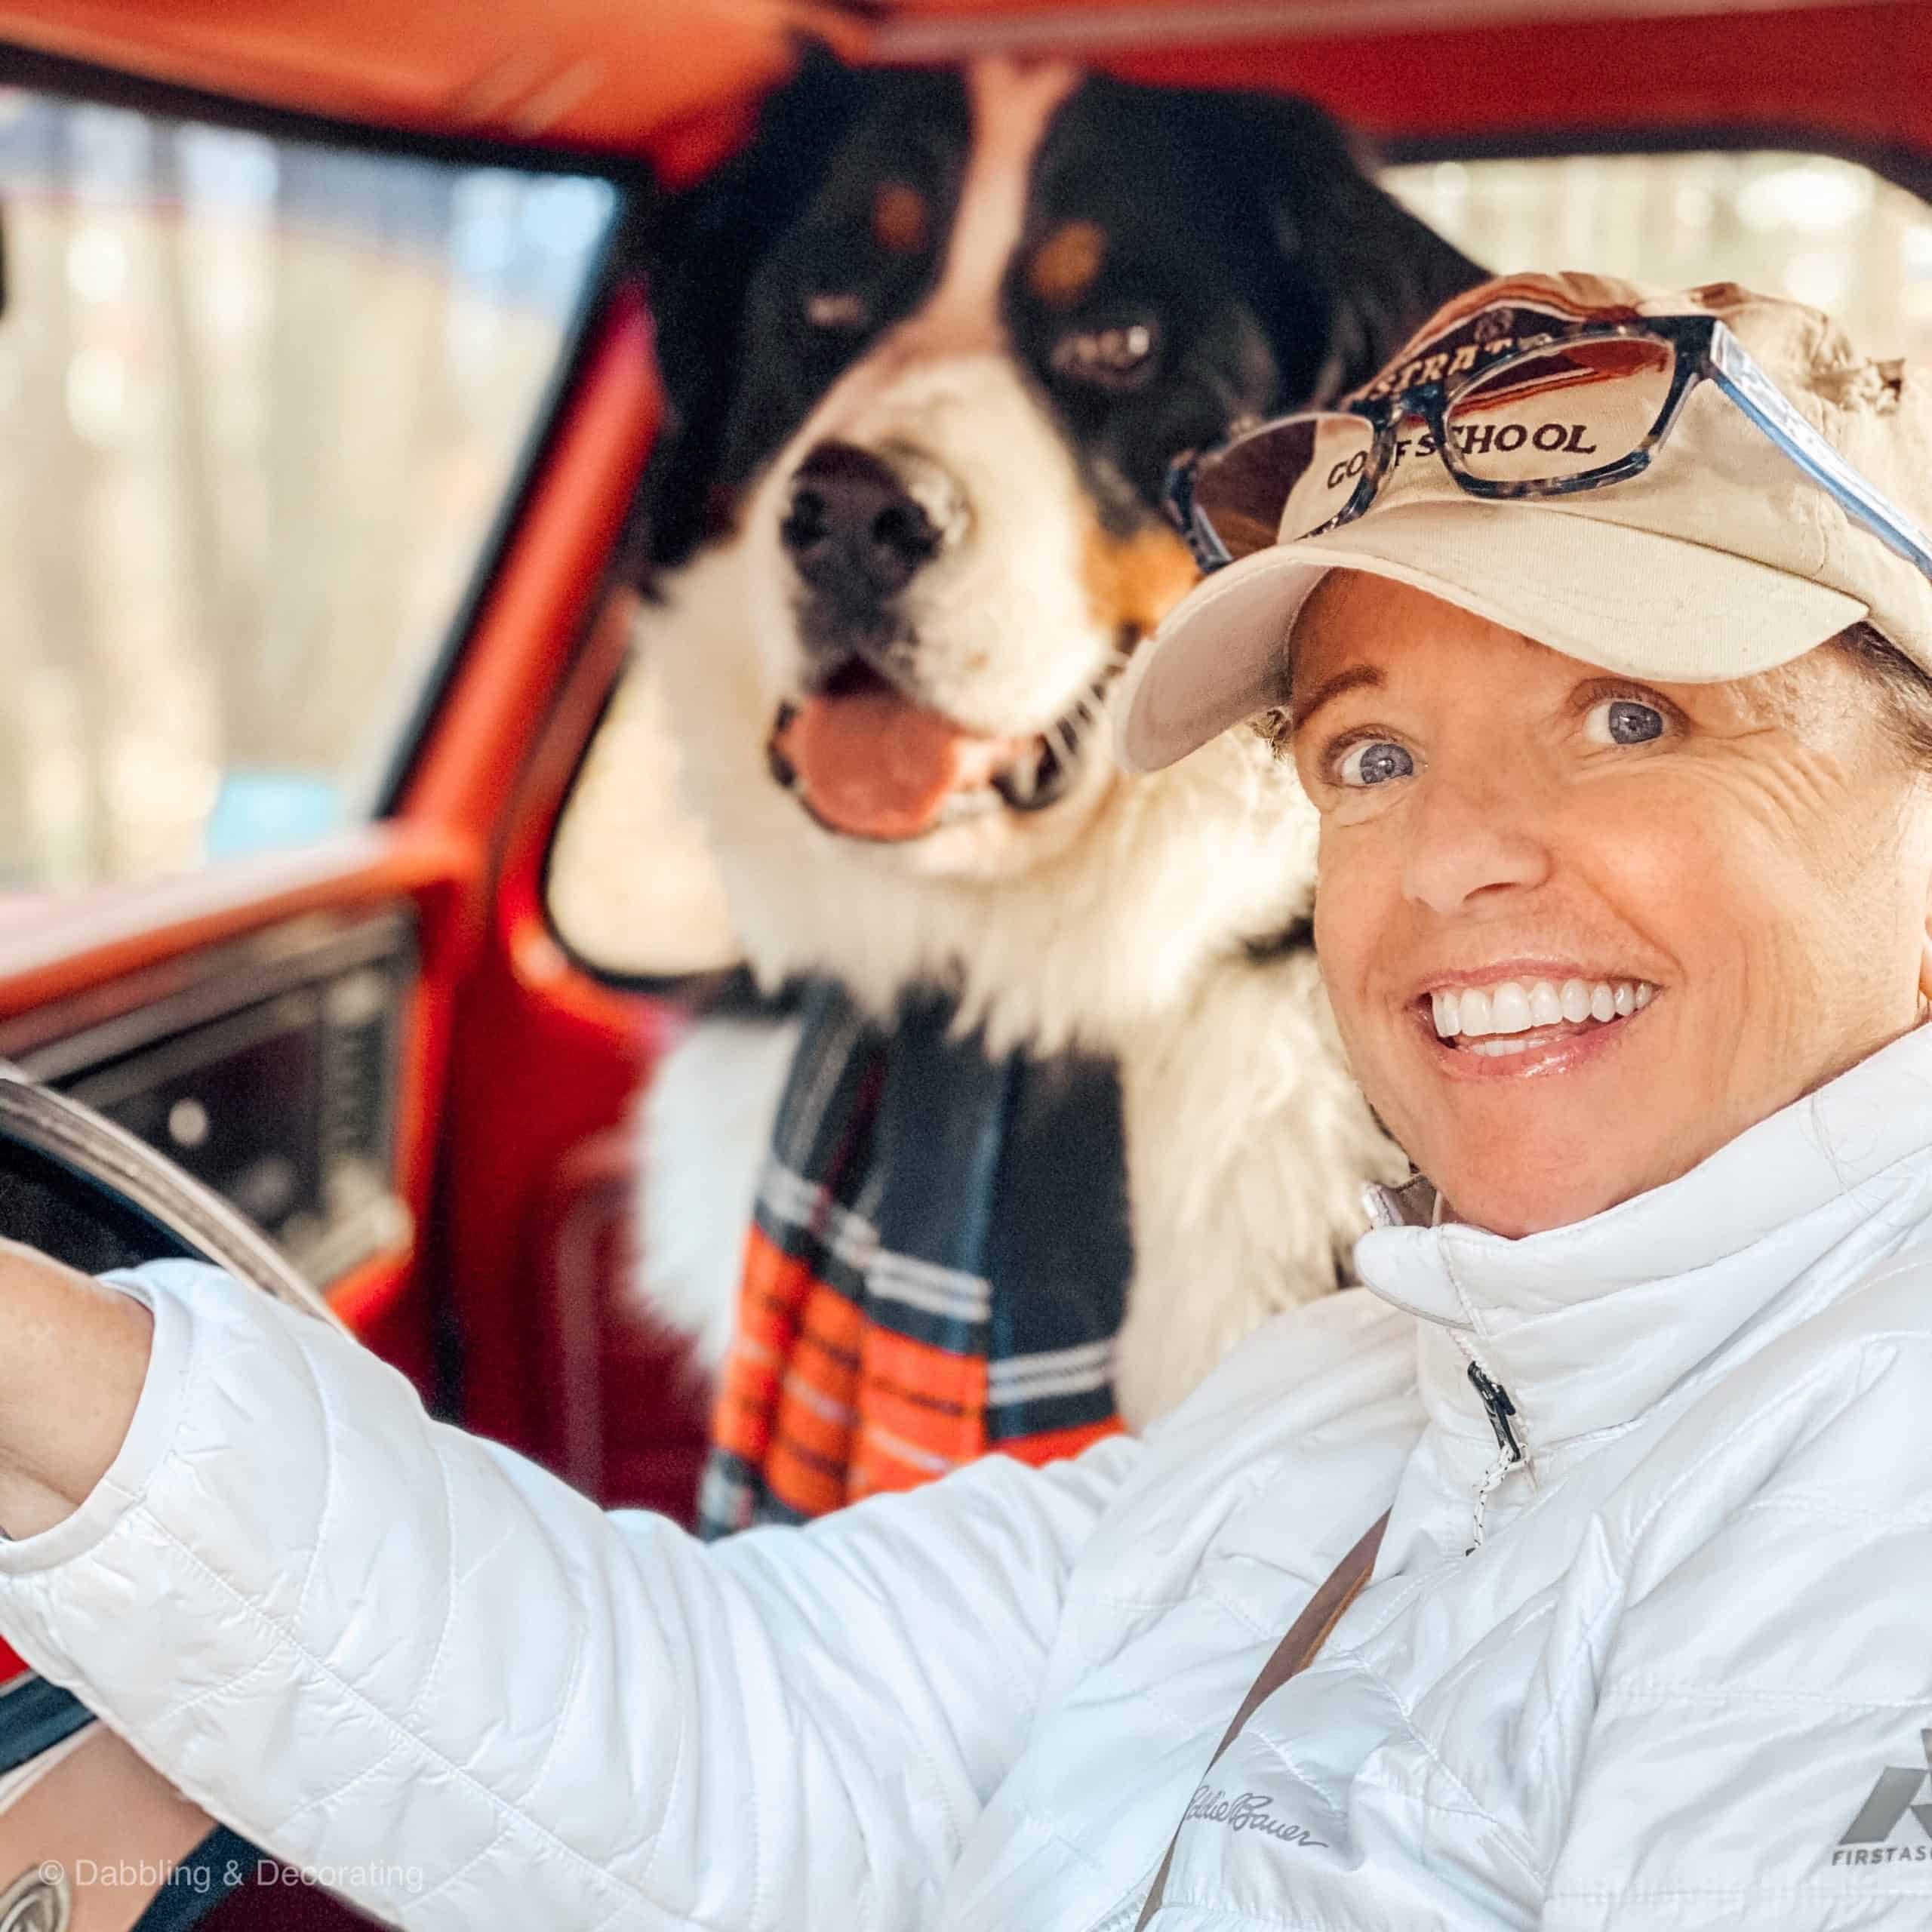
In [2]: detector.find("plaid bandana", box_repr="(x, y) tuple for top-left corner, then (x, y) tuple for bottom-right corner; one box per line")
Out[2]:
(698, 980), (1133, 1537)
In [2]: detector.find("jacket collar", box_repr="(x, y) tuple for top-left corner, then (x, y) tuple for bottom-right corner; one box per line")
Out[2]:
(1356, 1023), (1932, 1463)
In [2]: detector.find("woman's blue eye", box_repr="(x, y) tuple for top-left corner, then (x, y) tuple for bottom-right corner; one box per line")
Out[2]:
(1588, 697), (1665, 746)
(1337, 740), (1414, 788)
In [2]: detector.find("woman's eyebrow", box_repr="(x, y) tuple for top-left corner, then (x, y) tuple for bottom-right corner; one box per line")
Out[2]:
(1291, 665), (1384, 732)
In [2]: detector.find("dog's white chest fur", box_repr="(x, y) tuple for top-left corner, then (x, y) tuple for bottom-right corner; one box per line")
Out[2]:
(628, 521), (1406, 1426)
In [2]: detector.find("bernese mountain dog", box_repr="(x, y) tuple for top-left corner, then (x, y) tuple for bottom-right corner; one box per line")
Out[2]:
(605, 51), (1482, 1427)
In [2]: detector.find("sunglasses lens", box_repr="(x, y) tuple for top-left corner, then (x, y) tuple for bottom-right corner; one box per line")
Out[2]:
(1447, 336), (1675, 485)
(1191, 412), (1375, 561)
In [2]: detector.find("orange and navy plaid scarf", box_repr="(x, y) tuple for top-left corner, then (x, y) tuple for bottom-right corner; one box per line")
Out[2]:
(699, 980), (1132, 1537)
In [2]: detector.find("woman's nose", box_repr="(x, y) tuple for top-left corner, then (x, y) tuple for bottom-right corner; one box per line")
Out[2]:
(1399, 769), (1552, 916)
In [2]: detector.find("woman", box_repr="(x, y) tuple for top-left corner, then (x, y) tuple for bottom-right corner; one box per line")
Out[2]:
(7, 269), (1932, 1930)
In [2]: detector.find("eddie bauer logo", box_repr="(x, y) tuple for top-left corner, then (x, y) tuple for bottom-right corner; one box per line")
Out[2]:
(1833, 1730), (1932, 1866)
(1184, 1785), (1327, 1851)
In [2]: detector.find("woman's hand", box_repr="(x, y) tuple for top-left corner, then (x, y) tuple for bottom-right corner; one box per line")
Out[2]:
(0, 1238), (152, 1537)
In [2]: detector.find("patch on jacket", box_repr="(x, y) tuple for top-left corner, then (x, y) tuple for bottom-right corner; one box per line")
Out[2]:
(1833, 1729), (1932, 1866)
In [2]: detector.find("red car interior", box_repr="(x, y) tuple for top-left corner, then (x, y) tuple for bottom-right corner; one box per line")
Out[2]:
(0, 2), (1927, 167)
(0, 4), (1928, 1918)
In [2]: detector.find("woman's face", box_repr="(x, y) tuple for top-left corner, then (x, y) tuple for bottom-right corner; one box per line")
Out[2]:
(1293, 572), (1932, 1237)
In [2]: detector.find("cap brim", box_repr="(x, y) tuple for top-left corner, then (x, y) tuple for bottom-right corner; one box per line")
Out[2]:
(1115, 501), (1868, 774)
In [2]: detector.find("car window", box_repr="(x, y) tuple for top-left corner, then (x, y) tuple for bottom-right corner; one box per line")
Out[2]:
(0, 85), (616, 891)
(1383, 149), (1932, 363)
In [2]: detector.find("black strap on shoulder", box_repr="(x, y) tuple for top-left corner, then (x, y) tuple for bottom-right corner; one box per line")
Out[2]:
(1133, 1510), (1390, 1928)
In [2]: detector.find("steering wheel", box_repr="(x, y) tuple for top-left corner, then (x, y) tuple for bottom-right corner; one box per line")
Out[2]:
(0, 1064), (339, 1932)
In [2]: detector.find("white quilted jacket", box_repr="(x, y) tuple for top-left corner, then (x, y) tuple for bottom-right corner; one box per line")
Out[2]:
(8, 1028), (1932, 1930)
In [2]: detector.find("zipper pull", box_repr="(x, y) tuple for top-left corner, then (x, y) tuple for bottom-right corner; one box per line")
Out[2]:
(1467, 1362), (1523, 1466)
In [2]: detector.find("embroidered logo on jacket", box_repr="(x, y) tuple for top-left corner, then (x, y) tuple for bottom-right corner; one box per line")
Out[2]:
(1184, 1786), (1327, 1851)
(1833, 1730), (1932, 1865)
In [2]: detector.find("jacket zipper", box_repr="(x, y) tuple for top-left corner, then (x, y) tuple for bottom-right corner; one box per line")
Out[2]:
(1461, 1356), (1525, 1550)
(1467, 1361), (1522, 1464)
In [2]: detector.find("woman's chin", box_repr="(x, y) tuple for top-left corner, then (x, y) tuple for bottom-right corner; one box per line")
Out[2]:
(1390, 1005), (1685, 1236)
(1432, 1164), (1631, 1239)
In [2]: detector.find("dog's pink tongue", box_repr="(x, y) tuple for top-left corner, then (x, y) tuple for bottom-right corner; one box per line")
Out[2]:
(780, 687), (1011, 841)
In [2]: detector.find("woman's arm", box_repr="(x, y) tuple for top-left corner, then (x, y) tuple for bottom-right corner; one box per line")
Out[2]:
(0, 1238), (153, 1537)
(0, 1256), (1135, 1929)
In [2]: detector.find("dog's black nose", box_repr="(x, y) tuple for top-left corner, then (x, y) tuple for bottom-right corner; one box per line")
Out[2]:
(780, 442), (941, 598)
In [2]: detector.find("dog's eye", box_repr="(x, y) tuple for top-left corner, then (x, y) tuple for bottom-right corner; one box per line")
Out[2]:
(1051, 319), (1159, 392)
(804, 291), (870, 333)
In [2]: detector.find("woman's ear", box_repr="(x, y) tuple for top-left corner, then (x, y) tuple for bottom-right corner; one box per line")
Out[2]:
(1917, 884), (1932, 1011)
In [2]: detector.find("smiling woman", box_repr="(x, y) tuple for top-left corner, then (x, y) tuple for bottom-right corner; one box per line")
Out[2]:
(1282, 576), (1932, 1236)
(14, 269), (1932, 1932)
(1128, 269), (1932, 1249)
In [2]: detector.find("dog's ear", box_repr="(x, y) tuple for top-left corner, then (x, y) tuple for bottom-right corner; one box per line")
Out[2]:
(1155, 89), (1486, 411)
(628, 42), (871, 574)
(1260, 100), (1487, 403)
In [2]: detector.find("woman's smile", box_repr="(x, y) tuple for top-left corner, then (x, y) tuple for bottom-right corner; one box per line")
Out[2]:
(1411, 968), (1660, 1078)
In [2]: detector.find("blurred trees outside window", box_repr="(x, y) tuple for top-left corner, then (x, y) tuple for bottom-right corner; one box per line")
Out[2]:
(1385, 149), (1932, 365)
(0, 85), (614, 892)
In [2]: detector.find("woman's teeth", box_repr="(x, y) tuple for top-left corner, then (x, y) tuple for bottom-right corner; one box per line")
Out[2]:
(1430, 977), (1655, 1053)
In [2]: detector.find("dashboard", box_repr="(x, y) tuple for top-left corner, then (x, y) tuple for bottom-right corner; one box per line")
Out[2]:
(0, 909), (415, 1289)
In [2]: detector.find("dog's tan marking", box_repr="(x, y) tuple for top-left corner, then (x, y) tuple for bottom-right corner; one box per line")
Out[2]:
(894, 57), (1080, 357)
(1026, 220), (1107, 309)
(871, 181), (931, 255)
(1081, 522), (1199, 642)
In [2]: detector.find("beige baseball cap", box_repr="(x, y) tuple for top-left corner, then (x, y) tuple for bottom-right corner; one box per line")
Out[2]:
(1116, 270), (1932, 773)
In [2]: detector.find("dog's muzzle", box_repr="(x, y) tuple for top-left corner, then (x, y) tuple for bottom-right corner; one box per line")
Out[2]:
(766, 438), (1112, 844)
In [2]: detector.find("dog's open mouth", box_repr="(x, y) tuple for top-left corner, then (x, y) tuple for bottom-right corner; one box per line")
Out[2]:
(765, 663), (1108, 843)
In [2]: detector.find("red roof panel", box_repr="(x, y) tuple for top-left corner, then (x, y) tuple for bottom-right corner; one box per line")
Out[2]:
(0, 0), (1924, 167)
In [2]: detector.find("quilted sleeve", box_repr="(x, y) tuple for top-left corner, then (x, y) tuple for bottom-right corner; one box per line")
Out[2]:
(0, 1260), (1137, 1930)
(1543, 1271), (1932, 1930)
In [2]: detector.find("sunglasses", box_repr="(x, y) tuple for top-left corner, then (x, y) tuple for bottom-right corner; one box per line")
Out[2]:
(1164, 312), (1932, 584)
